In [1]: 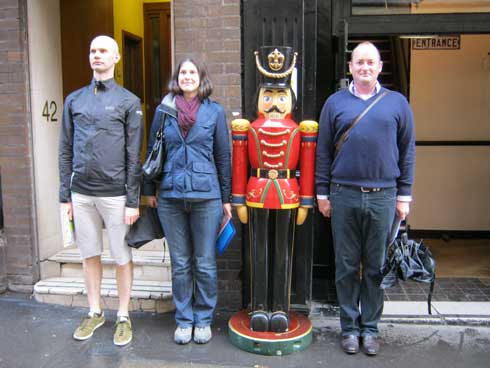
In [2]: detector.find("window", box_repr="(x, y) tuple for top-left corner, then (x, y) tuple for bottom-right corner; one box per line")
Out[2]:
(352, 0), (490, 15)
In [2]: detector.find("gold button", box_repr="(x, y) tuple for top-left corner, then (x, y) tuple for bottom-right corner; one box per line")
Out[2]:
(268, 169), (278, 180)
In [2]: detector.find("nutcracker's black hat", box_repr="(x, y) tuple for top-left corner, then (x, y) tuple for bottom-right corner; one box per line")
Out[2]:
(255, 46), (297, 89)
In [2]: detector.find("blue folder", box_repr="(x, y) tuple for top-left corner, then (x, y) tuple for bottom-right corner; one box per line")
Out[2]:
(216, 217), (236, 255)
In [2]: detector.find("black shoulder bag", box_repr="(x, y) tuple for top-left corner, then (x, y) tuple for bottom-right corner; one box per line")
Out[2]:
(334, 91), (389, 157)
(142, 113), (166, 181)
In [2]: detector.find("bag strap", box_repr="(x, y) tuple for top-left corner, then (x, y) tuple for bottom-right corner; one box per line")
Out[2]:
(335, 90), (389, 156)
(156, 111), (167, 138)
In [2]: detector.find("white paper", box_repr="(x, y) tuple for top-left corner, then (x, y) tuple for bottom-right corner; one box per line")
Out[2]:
(60, 206), (75, 248)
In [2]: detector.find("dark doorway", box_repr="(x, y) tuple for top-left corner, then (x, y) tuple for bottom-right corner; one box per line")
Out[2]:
(122, 31), (144, 100)
(241, 0), (333, 312)
(143, 2), (171, 129)
(60, 0), (114, 98)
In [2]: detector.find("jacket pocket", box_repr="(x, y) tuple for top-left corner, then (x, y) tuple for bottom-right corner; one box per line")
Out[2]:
(191, 162), (215, 192)
(161, 162), (173, 190)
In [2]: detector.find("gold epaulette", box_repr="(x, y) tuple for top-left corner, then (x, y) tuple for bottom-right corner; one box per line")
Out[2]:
(231, 119), (250, 132)
(299, 120), (319, 133)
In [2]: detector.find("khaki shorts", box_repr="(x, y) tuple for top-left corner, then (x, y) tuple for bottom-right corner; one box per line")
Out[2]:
(71, 192), (132, 265)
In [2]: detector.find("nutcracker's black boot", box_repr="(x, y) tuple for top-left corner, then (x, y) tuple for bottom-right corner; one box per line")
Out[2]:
(270, 311), (289, 332)
(250, 310), (269, 332)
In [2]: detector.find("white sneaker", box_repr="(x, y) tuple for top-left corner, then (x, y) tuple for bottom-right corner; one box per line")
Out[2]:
(193, 325), (212, 344)
(174, 326), (192, 345)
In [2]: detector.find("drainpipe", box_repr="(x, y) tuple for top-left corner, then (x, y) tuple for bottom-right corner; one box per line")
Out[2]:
(0, 230), (6, 293)
(0, 173), (6, 293)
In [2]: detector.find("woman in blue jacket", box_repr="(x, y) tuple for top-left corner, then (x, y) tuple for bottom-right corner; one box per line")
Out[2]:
(143, 58), (232, 345)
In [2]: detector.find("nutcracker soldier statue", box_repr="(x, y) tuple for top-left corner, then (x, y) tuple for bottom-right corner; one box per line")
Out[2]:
(228, 46), (317, 355)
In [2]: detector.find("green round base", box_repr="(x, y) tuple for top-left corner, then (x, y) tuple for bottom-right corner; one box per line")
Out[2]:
(228, 310), (313, 356)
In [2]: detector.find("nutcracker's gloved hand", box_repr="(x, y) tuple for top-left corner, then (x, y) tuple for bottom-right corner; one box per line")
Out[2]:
(296, 206), (309, 225)
(236, 205), (248, 224)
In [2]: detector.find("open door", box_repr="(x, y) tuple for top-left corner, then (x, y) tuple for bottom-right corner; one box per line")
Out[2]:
(60, 0), (114, 98)
(143, 2), (171, 129)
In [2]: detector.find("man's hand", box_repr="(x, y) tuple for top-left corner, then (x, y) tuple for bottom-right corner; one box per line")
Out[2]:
(296, 207), (309, 225)
(125, 207), (140, 225)
(317, 198), (331, 218)
(396, 201), (410, 220)
(235, 205), (248, 224)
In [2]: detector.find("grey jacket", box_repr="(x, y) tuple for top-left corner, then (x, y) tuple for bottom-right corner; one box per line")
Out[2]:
(58, 78), (143, 207)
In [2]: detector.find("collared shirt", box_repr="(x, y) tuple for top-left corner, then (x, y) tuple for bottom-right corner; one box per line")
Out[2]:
(349, 81), (381, 100)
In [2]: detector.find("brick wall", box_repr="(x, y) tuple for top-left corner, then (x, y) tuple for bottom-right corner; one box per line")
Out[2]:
(173, 0), (241, 119)
(0, 0), (39, 292)
(173, 0), (243, 311)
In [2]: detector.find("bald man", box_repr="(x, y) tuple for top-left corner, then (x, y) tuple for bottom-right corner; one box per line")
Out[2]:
(315, 42), (415, 356)
(59, 35), (143, 346)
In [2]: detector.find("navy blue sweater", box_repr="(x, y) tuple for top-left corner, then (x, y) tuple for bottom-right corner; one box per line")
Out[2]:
(315, 88), (415, 197)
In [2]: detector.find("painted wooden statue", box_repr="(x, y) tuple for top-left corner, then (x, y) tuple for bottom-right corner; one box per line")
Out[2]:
(231, 46), (318, 332)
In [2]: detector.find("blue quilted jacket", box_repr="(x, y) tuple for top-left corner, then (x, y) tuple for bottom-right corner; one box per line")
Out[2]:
(142, 94), (231, 202)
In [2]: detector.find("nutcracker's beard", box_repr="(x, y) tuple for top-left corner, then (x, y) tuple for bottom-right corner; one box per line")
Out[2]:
(264, 105), (285, 114)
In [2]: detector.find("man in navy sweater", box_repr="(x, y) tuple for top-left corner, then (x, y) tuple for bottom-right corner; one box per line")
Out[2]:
(315, 42), (415, 356)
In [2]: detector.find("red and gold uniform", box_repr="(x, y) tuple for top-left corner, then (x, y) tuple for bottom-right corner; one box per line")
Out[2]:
(232, 116), (317, 210)
(231, 46), (318, 333)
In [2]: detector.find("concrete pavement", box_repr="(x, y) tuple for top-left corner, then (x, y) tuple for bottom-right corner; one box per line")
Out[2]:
(0, 292), (489, 368)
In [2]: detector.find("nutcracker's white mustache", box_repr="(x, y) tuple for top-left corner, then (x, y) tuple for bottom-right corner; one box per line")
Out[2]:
(264, 105), (285, 114)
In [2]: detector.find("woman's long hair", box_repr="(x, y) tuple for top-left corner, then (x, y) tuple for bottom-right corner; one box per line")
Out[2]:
(168, 58), (213, 101)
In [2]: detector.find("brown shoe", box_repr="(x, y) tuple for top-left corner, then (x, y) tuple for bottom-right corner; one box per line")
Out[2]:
(361, 335), (380, 356)
(341, 335), (359, 354)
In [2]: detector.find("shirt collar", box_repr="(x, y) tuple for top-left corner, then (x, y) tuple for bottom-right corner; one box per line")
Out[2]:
(91, 78), (116, 91)
(349, 81), (381, 100)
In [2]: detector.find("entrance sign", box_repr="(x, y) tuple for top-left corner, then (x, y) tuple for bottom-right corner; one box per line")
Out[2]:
(412, 35), (461, 50)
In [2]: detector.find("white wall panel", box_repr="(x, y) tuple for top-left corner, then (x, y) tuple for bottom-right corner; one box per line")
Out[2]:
(410, 35), (490, 230)
(27, 0), (64, 260)
(410, 146), (490, 230)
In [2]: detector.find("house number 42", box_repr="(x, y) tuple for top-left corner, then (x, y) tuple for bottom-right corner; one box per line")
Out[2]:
(42, 100), (58, 122)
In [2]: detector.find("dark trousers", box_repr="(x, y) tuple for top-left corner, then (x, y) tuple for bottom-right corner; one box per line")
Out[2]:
(329, 184), (396, 337)
(249, 208), (296, 313)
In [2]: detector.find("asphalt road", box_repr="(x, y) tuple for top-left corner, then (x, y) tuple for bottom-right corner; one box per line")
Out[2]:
(0, 293), (489, 368)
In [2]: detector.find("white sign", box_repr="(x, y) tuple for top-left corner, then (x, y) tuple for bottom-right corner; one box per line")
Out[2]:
(412, 36), (461, 50)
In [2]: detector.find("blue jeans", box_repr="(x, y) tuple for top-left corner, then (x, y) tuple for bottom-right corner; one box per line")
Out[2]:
(329, 184), (396, 337)
(157, 197), (223, 328)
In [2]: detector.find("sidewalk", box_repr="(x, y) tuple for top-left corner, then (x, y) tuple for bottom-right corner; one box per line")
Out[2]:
(312, 300), (490, 326)
(0, 292), (489, 368)
(383, 301), (490, 325)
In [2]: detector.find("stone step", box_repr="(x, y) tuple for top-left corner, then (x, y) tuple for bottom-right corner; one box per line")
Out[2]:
(41, 243), (172, 282)
(49, 244), (170, 266)
(33, 277), (175, 313)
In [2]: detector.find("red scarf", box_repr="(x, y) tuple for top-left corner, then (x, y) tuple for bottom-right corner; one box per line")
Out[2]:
(175, 95), (200, 138)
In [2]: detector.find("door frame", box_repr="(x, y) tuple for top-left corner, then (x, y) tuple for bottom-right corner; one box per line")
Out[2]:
(333, 1), (490, 37)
